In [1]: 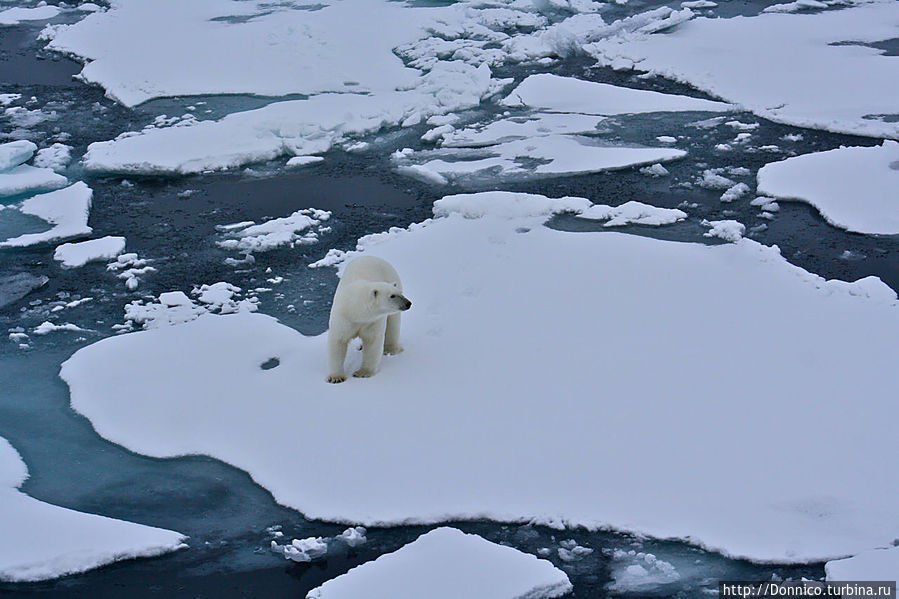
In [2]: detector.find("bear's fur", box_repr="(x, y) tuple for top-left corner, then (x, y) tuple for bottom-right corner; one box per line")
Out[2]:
(326, 256), (411, 383)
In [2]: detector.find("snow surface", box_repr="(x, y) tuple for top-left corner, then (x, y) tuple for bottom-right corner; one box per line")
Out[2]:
(305, 528), (572, 599)
(825, 546), (899, 581)
(0, 140), (37, 171)
(585, 2), (899, 138)
(0, 437), (186, 582)
(757, 141), (899, 235)
(501, 73), (733, 114)
(0, 182), (92, 248)
(61, 192), (899, 563)
(578, 201), (687, 226)
(54, 236), (126, 268)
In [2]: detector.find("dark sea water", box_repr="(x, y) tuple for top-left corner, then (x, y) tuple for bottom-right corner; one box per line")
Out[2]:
(0, 4), (895, 597)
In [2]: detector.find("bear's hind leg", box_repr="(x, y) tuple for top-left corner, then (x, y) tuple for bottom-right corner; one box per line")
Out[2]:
(383, 313), (403, 355)
(354, 322), (385, 378)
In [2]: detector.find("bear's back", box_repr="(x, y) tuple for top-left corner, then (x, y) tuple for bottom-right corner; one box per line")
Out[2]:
(340, 256), (401, 289)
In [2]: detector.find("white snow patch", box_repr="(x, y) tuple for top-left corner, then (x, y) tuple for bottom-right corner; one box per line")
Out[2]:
(286, 156), (324, 168)
(0, 437), (185, 582)
(107, 252), (155, 291)
(33, 144), (73, 172)
(0, 6), (60, 25)
(0, 140), (37, 171)
(61, 191), (899, 563)
(639, 163), (669, 177)
(720, 182), (750, 203)
(54, 236), (126, 268)
(0, 165), (67, 198)
(32, 321), (89, 336)
(217, 209), (331, 254)
(305, 528), (572, 599)
(757, 141), (899, 235)
(0, 182), (92, 248)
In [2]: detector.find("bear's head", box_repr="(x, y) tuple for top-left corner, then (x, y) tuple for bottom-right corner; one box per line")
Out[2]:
(370, 282), (412, 315)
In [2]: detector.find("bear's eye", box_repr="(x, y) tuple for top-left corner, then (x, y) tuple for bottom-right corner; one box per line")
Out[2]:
(372, 290), (378, 297)
(390, 294), (396, 299)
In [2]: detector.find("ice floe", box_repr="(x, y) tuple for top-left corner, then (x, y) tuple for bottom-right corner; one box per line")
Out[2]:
(0, 165), (67, 198)
(757, 141), (899, 235)
(0, 141), (37, 171)
(0, 182), (92, 248)
(825, 546), (899, 581)
(585, 2), (899, 138)
(607, 549), (680, 592)
(54, 236), (126, 268)
(0, 5), (60, 26)
(702, 219), (745, 242)
(394, 136), (686, 184)
(33, 143), (73, 173)
(0, 436), (186, 582)
(217, 209), (331, 254)
(578, 200), (687, 226)
(501, 73), (733, 114)
(305, 528), (571, 599)
(61, 191), (899, 563)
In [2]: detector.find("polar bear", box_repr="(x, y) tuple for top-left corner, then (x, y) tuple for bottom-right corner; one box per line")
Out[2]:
(326, 256), (412, 383)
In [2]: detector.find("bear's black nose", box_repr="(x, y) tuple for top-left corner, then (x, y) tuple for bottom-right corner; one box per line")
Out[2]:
(402, 299), (412, 310)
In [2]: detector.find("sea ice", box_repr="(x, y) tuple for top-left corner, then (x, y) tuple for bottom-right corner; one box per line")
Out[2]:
(578, 201), (687, 226)
(0, 165), (68, 198)
(825, 547), (899, 581)
(33, 143), (73, 172)
(757, 141), (899, 235)
(586, 2), (899, 138)
(217, 209), (331, 254)
(54, 236), (126, 268)
(61, 192), (899, 564)
(0, 140), (37, 171)
(305, 528), (572, 599)
(0, 182), (92, 248)
(501, 73), (734, 114)
(0, 437), (186, 582)
(702, 219), (745, 242)
(0, 6), (60, 25)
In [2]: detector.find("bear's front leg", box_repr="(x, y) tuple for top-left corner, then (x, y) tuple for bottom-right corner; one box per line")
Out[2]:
(326, 333), (349, 383)
(354, 321), (385, 378)
(383, 313), (404, 355)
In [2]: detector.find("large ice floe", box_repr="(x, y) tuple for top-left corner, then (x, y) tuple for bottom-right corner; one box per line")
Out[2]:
(584, 1), (899, 139)
(0, 436), (186, 582)
(757, 141), (899, 236)
(0, 182), (92, 248)
(305, 527), (572, 599)
(61, 191), (898, 564)
(393, 73), (736, 185)
(825, 546), (899, 581)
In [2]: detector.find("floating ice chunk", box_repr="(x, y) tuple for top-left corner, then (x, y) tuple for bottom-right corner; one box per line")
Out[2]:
(825, 546), (899, 581)
(750, 196), (779, 212)
(61, 193), (899, 563)
(720, 182), (750, 203)
(441, 113), (606, 148)
(757, 141), (899, 235)
(306, 528), (572, 599)
(656, 136), (677, 143)
(107, 252), (155, 291)
(0, 165), (67, 198)
(0, 141), (37, 171)
(608, 549), (680, 592)
(433, 191), (591, 219)
(337, 527), (367, 548)
(586, 3), (899, 138)
(0, 94), (20, 107)
(0, 273), (48, 309)
(0, 182), (91, 248)
(702, 219), (745, 242)
(32, 321), (90, 335)
(286, 156), (324, 168)
(0, 437), (185, 582)
(579, 201), (687, 226)
(33, 143), (73, 172)
(681, 0), (716, 7)
(0, 5), (60, 25)
(558, 540), (593, 562)
(54, 236), (126, 268)
(217, 209), (331, 254)
(272, 536), (329, 563)
(697, 169), (736, 190)
(501, 73), (733, 115)
(398, 136), (686, 184)
(639, 163), (669, 177)
(763, 0), (827, 13)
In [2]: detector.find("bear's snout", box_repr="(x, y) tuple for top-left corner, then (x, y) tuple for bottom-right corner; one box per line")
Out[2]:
(401, 297), (412, 311)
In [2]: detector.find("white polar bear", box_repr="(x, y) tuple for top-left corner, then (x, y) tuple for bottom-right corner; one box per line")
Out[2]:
(326, 256), (411, 383)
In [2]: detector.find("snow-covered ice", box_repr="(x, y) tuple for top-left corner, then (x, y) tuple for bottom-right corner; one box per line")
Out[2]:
(757, 141), (899, 235)
(0, 165), (67, 198)
(54, 236), (126, 268)
(439, 113), (606, 148)
(0, 182), (92, 248)
(607, 549), (680, 592)
(33, 143), (73, 173)
(586, 2), (899, 138)
(305, 528), (571, 599)
(0, 437), (186, 582)
(394, 136), (686, 184)
(578, 201), (687, 226)
(0, 5), (60, 25)
(720, 182), (750, 203)
(0, 140), (37, 171)
(702, 219), (745, 242)
(501, 73), (733, 115)
(217, 209), (331, 254)
(61, 192), (899, 563)
(825, 546), (899, 581)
